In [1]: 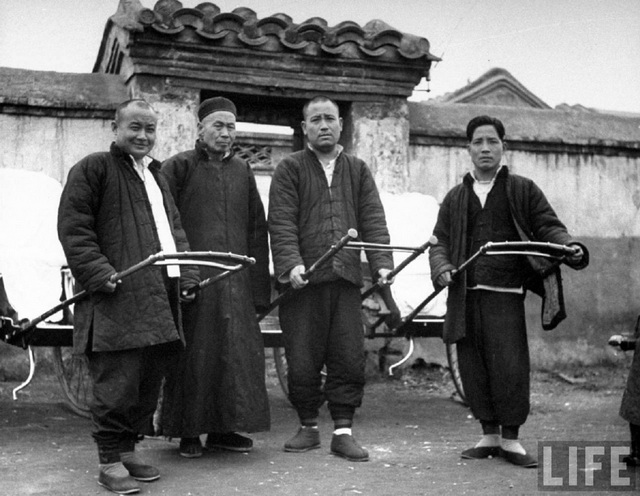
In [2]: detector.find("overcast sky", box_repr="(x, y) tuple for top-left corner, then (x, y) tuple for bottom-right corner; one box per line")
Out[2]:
(1, 0), (639, 113)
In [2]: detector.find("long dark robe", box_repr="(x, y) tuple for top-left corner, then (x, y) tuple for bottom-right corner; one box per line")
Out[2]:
(160, 143), (271, 437)
(621, 337), (640, 425)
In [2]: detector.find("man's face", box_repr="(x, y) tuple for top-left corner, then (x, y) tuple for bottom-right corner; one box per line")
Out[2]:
(198, 111), (237, 154)
(468, 124), (504, 176)
(112, 105), (157, 160)
(302, 100), (342, 153)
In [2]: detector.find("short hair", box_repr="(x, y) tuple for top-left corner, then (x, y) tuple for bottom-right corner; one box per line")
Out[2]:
(466, 115), (506, 141)
(302, 95), (340, 120)
(114, 99), (155, 122)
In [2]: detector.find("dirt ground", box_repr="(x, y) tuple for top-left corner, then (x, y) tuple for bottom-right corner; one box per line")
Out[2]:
(0, 354), (636, 496)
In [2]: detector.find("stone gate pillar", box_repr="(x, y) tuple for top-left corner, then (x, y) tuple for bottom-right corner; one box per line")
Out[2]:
(129, 78), (199, 161)
(347, 99), (410, 194)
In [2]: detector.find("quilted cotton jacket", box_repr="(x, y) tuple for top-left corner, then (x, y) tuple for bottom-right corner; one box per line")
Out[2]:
(58, 143), (199, 353)
(430, 166), (589, 343)
(268, 148), (393, 287)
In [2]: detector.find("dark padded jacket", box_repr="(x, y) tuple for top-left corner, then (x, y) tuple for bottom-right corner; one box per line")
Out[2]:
(58, 143), (199, 353)
(430, 166), (589, 343)
(268, 148), (393, 287)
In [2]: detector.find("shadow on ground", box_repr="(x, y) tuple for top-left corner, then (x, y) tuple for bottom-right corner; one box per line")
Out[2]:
(0, 358), (635, 495)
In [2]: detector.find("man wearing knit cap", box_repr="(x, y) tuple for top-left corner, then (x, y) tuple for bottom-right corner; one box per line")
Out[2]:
(160, 96), (271, 458)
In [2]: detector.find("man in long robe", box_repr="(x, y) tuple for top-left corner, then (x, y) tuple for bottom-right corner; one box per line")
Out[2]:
(160, 97), (271, 458)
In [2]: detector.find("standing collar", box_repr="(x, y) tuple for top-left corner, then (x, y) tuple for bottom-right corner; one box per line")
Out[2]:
(109, 143), (159, 172)
(464, 165), (509, 186)
(196, 139), (234, 161)
(306, 143), (343, 164)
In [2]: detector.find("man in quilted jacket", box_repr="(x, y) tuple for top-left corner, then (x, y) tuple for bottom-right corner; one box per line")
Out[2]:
(58, 99), (199, 494)
(429, 115), (588, 468)
(268, 96), (394, 462)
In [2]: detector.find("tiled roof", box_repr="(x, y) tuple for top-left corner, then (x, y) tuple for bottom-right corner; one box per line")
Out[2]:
(111, 0), (439, 71)
(433, 68), (551, 109)
(410, 101), (640, 148)
(0, 67), (126, 110)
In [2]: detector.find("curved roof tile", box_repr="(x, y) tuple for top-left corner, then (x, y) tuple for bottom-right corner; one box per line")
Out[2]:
(122, 1), (438, 66)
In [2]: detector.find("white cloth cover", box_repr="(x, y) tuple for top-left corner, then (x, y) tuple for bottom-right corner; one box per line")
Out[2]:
(379, 192), (447, 318)
(0, 168), (67, 321)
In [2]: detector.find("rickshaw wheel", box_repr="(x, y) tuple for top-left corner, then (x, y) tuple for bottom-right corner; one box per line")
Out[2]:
(52, 346), (91, 418)
(445, 343), (466, 404)
(272, 347), (289, 397)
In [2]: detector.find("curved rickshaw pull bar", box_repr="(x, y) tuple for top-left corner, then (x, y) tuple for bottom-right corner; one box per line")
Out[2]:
(360, 235), (438, 300)
(257, 228), (358, 322)
(387, 240), (581, 377)
(0, 251), (255, 402)
(269, 234), (444, 399)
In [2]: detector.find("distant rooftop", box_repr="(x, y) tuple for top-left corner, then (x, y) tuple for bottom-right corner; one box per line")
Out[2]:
(0, 67), (126, 116)
(410, 101), (640, 151)
(432, 68), (551, 109)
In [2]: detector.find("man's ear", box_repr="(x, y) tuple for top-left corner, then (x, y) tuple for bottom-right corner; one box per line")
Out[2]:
(111, 121), (118, 134)
(502, 140), (508, 151)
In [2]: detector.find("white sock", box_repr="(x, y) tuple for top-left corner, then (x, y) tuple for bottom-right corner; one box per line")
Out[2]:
(301, 425), (319, 431)
(501, 438), (526, 454)
(334, 428), (352, 436)
(475, 434), (500, 448)
(99, 461), (129, 477)
(119, 451), (143, 464)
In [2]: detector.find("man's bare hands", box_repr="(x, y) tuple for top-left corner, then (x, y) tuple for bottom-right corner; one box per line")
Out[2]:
(289, 264), (309, 289)
(180, 289), (197, 303)
(100, 279), (117, 293)
(436, 271), (454, 288)
(378, 268), (395, 286)
(566, 244), (584, 264)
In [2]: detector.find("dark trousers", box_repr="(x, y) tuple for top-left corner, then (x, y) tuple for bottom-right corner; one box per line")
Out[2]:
(279, 280), (365, 422)
(457, 290), (530, 429)
(87, 341), (180, 464)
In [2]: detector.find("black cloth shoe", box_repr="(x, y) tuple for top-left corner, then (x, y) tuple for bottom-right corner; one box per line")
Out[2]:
(179, 437), (203, 458)
(205, 432), (253, 453)
(98, 462), (140, 494)
(121, 461), (160, 482)
(461, 446), (500, 459)
(500, 448), (538, 468)
(330, 434), (369, 462)
(120, 451), (160, 482)
(284, 428), (321, 453)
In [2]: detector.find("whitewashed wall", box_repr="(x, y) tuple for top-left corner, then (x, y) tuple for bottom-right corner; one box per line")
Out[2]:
(409, 142), (640, 364)
(2, 106), (638, 364)
(409, 145), (640, 238)
(0, 114), (113, 185)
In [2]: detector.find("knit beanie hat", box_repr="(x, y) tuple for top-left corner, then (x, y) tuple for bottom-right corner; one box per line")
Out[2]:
(198, 97), (237, 121)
